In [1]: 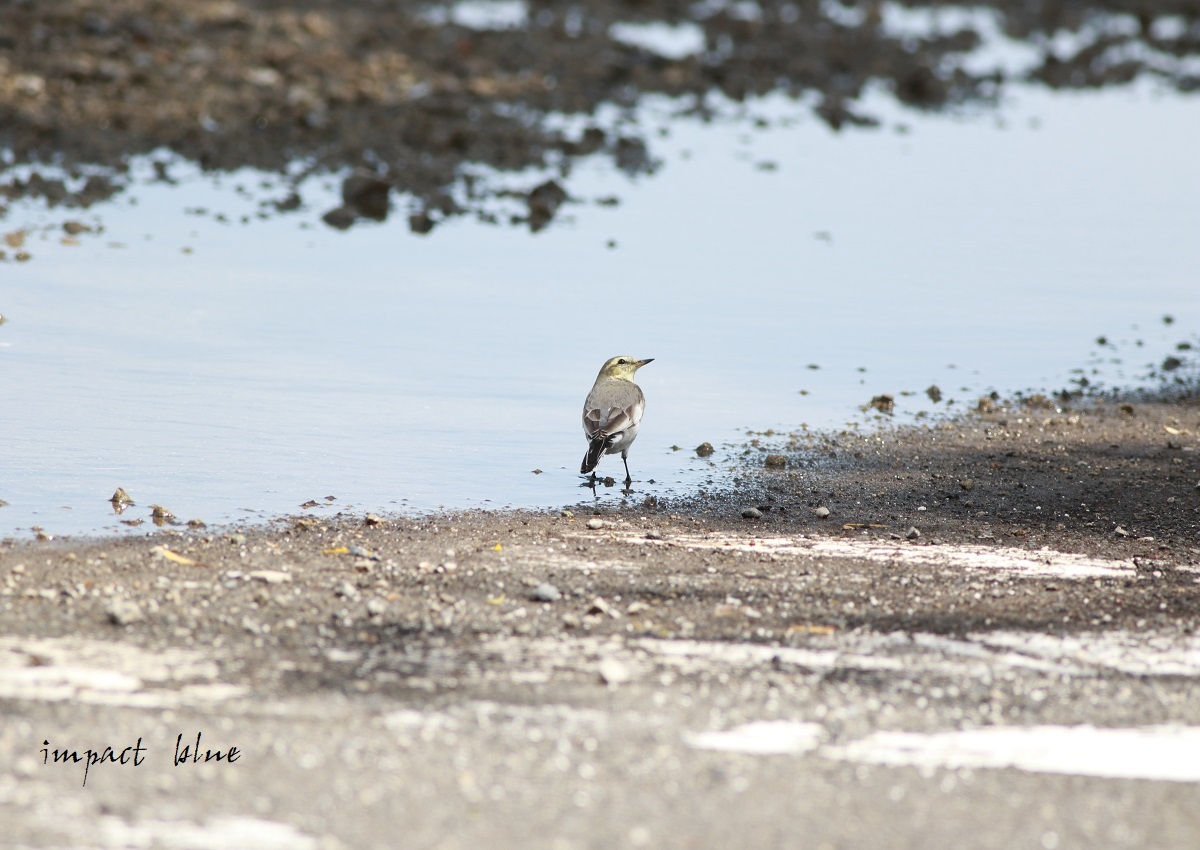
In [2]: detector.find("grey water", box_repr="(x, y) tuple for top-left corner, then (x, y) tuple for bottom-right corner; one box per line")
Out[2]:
(2, 81), (1198, 538)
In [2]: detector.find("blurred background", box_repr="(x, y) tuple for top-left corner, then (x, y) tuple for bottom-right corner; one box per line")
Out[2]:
(1, 0), (1198, 536)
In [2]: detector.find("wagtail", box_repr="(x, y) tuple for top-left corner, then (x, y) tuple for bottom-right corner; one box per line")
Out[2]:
(580, 356), (652, 486)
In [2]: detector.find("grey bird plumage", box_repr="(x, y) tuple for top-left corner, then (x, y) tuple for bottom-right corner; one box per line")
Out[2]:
(581, 356), (653, 486)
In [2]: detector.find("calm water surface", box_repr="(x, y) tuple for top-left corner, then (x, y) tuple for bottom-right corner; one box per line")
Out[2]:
(2, 83), (1198, 537)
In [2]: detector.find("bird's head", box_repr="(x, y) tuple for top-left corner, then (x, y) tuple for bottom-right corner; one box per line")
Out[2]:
(597, 356), (653, 381)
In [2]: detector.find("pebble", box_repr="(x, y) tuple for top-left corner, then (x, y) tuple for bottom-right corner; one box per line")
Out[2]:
(764, 454), (787, 468)
(110, 487), (134, 506)
(247, 570), (291, 584)
(366, 598), (388, 616)
(364, 514), (384, 526)
(586, 518), (605, 530)
(336, 582), (359, 599)
(867, 394), (895, 414)
(959, 479), (975, 491)
(814, 506), (831, 519)
(587, 597), (620, 618)
(906, 527), (921, 540)
(106, 597), (144, 626)
(741, 507), (762, 519)
(560, 510), (575, 518)
(695, 442), (715, 457)
(529, 583), (562, 602)
(645, 531), (664, 540)
(227, 533), (247, 546)
(598, 657), (632, 686)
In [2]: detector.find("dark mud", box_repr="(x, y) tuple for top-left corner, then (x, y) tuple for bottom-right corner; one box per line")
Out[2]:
(3, 0), (1199, 236)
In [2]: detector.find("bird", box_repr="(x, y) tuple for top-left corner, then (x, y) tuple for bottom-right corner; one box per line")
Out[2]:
(580, 356), (653, 487)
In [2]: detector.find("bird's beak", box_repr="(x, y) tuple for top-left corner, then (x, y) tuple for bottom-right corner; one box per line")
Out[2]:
(637, 358), (654, 367)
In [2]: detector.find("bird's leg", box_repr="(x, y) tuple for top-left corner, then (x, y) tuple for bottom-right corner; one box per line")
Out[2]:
(622, 452), (632, 488)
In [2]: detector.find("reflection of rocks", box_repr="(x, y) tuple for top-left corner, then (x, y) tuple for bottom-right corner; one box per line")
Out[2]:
(1, 0), (1197, 233)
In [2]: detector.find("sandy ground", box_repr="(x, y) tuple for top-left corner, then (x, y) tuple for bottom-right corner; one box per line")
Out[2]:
(2, 397), (1199, 849)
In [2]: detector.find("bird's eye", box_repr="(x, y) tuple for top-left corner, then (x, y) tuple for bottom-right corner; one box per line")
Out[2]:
(617, 359), (627, 365)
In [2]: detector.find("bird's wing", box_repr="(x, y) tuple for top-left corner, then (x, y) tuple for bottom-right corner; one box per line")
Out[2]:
(584, 383), (644, 437)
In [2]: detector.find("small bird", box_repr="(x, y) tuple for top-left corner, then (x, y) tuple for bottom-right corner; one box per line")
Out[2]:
(581, 356), (653, 487)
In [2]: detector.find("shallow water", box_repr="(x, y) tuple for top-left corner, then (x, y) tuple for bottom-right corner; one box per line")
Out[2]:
(2, 82), (1198, 537)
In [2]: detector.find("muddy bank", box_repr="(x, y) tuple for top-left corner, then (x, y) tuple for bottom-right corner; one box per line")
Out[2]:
(3, 0), (1199, 235)
(3, 395), (1197, 645)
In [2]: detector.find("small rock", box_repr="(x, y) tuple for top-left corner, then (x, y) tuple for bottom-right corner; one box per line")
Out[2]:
(364, 513), (384, 526)
(1115, 526), (1130, 537)
(814, 506), (831, 519)
(626, 601), (649, 615)
(959, 479), (975, 491)
(342, 171), (391, 221)
(527, 179), (569, 231)
(336, 582), (359, 599)
(293, 517), (318, 532)
(560, 510), (575, 518)
(741, 507), (762, 520)
(1167, 440), (1182, 450)
(977, 396), (997, 413)
(695, 442), (715, 457)
(598, 657), (632, 686)
(645, 531), (663, 540)
(586, 597), (620, 618)
(150, 504), (173, 519)
(866, 394), (895, 414)
(562, 613), (581, 630)
(321, 206), (356, 230)
(247, 570), (291, 584)
(529, 583), (562, 602)
(106, 597), (144, 626)
(905, 527), (921, 540)
(63, 221), (92, 236)
(110, 487), (134, 506)
(366, 598), (388, 616)
(926, 385), (943, 403)
(586, 518), (605, 530)
(186, 519), (206, 529)
(227, 533), (247, 546)
(408, 212), (435, 234)
(764, 454), (787, 468)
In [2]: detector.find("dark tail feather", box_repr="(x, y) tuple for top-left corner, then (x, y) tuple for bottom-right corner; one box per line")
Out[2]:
(581, 434), (610, 474)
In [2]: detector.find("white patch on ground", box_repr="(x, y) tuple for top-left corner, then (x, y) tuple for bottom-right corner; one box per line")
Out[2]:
(96, 815), (319, 850)
(686, 721), (825, 755)
(975, 631), (1200, 677)
(0, 637), (245, 708)
(599, 529), (1144, 579)
(824, 725), (1200, 783)
(483, 628), (1200, 690)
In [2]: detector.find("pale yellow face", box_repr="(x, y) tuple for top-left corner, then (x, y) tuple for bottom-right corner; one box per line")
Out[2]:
(597, 356), (653, 381)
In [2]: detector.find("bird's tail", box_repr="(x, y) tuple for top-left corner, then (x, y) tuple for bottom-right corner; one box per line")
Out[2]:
(581, 434), (611, 474)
